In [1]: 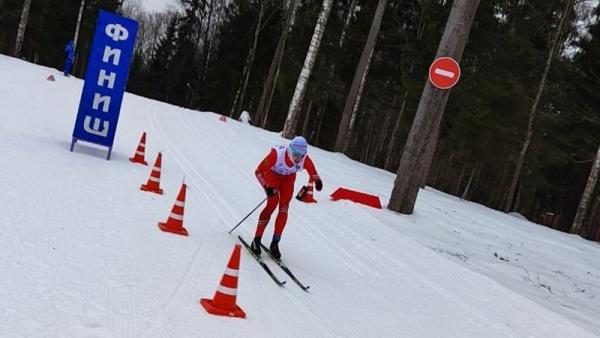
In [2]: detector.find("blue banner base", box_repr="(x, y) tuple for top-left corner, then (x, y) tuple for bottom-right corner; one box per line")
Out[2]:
(70, 137), (113, 161)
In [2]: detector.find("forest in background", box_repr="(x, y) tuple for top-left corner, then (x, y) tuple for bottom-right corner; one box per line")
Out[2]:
(1, 0), (600, 240)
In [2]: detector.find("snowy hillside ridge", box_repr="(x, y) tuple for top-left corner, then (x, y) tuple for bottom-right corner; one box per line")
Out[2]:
(1, 55), (599, 337)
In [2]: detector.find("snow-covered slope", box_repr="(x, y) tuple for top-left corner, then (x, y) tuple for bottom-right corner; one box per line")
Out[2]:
(1, 55), (599, 337)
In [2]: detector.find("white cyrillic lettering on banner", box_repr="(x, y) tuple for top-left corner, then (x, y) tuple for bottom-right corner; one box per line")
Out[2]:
(83, 116), (109, 137)
(97, 69), (116, 89)
(105, 24), (129, 41)
(102, 46), (122, 66)
(92, 93), (111, 113)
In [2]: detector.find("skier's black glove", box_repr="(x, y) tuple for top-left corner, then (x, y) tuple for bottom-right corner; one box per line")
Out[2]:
(314, 178), (323, 191)
(264, 186), (277, 197)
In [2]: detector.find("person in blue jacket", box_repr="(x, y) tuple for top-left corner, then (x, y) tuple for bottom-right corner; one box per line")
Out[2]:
(63, 40), (75, 77)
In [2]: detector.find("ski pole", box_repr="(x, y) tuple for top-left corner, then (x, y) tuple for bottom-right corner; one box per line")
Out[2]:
(228, 197), (267, 234)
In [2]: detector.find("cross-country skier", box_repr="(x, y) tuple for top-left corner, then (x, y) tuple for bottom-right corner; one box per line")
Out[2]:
(251, 136), (322, 260)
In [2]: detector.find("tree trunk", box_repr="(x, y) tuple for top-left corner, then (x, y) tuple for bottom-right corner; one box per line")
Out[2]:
(339, 0), (358, 48)
(343, 48), (375, 152)
(302, 98), (313, 137)
(384, 90), (409, 171)
(295, 0), (356, 144)
(454, 163), (467, 196)
(504, 0), (574, 212)
(197, 0), (215, 86)
(586, 194), (597, 235)
(369, 114), (384, 164)
(282, 0), (333, 139)
(489, 159), (510, 208)
(256, 0), (298, 128)
(388, 0), (480, 215)
(312, 107), (325, 144)
(200, 0), (222, 84)
(230, 1), (266, 118)
(362, 110), (376, 162)
(434, 153), (454, 187)
(324, 0), (358, 83)
(73, 0), (86, 50)
(13, 0), (32, 57)
(461, 164), (478, 200)
(374, 106), (396, 164)
(256, 31), (284, 126)
(586, 194), (600, 238)
(335, 0), (388, 152)
(571, 143), (600, 234)
(514, 184), (523, 213)
(316, 0), (358, 137)
(202, 38), (214, 82)
(595, 212), (600, 241)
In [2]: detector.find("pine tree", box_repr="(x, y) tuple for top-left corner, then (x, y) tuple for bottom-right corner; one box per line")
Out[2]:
(334, 0), (388, 153)
(148, 16), (178, 101)
(388, 0), (480, 215)
(504, 0), (576, 212)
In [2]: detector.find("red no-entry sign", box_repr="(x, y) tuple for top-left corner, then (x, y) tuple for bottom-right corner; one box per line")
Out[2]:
(429, 57), (461, 89)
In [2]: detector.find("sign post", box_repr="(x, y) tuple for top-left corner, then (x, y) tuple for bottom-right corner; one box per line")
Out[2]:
(70, 10), (138, 160)
(428, 57), (461, 90)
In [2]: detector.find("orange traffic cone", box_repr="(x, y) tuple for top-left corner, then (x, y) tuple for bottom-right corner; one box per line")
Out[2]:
(46, 75), (55, 81)
(200, 244), (246, 318)
(158, 183), (188, 236)
(296, 178), (317, 203)
(129, 132), (148, 165)
(140, 152), (163, 195)
(219, 115), (227, 122)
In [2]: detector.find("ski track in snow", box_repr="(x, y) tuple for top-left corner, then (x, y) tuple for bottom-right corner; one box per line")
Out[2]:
(143, 106), (337, 336)
(143, 106), (301, 336)
(139, 107), (214, 337)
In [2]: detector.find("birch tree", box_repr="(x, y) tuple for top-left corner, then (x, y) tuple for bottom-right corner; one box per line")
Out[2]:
(388, 0), (480, 215)
(282, 0), (333, 139)
(13, 0), (32, 57)
(503, 0), (575, 212)
(334, 0), (388, 152)
(73, 0), (86, 50)
(571, 144), (600, 234)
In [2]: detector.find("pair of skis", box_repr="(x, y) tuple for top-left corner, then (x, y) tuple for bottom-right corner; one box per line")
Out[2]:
(238, 235), (310, 292)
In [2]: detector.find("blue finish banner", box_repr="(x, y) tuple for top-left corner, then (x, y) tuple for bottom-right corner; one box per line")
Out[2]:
(72, 10), (138, 150)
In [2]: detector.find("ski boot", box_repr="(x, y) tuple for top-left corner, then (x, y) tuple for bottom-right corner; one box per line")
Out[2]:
(269, 241), (281, 260)
(250, 236), (262, 256)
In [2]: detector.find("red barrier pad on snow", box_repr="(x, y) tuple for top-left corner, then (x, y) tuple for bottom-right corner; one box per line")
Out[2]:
(330, 187), (382, 209)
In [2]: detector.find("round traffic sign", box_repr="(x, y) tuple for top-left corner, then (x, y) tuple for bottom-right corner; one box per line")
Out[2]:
(428, 57), (461, 89)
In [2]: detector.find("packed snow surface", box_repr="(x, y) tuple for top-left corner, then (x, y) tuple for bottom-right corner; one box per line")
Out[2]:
(1, 56), (599, 337)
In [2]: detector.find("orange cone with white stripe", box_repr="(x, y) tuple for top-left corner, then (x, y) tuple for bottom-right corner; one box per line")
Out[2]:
(296, 178), (317, 203)
(140, 152), (163, 195)
(129, 132), (148, 165)
(158, 183), (188, 236)
(200, 244), (246, 318)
